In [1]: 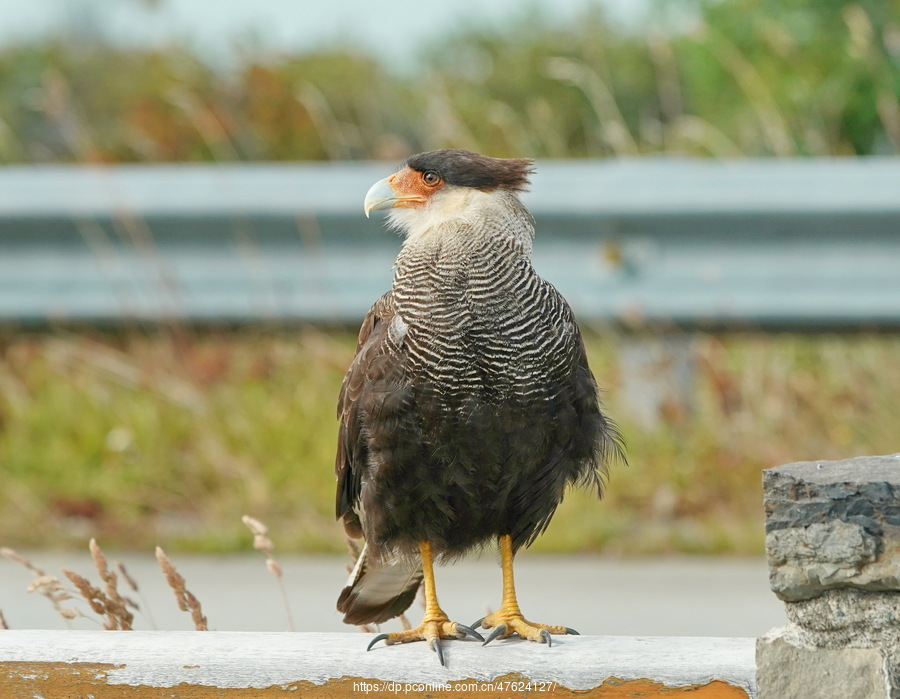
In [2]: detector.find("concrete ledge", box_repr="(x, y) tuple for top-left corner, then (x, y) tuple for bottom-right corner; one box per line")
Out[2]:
(0, 630), (756, 697)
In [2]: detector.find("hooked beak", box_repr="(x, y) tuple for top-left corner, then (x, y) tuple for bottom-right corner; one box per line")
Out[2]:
(363, 177), (397, 218)
(363, 173), (427, 218)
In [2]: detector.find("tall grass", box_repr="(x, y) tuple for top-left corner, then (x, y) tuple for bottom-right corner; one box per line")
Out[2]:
(0, 1), (897, 163)
(1, 328), (897, 555)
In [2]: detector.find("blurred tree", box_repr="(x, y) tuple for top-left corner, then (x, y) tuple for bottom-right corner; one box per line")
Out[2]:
(0, 0), (896, 161)
(677, 0), (900, 154)
(421, 7), (658, 157)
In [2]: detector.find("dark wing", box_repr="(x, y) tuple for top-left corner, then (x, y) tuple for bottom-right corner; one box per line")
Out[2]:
(334, 292), (425, 624)
(335, 291), (396, 538)
(508, 283), (625, 550)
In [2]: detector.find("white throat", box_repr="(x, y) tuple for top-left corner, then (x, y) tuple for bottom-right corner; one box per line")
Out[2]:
(387, 187), (497, 243)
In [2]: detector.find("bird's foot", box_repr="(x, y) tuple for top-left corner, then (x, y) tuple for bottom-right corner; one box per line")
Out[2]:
(367, 616), (483, 666)
(473, 609), (579, 646)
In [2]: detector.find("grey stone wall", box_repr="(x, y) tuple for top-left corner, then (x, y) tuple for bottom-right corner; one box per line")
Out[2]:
(758, 454), (900, 699)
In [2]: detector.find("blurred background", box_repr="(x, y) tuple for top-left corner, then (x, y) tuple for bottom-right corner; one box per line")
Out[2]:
(0, 0), (898, 574)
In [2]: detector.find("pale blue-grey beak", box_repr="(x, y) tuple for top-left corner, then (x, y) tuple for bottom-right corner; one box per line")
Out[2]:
(363, 177), (398, 218)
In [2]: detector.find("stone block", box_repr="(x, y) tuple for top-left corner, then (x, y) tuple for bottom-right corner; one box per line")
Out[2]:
(781, 589), (900, 695)
(764, 454), (900, 602)
(784, 588), (900, 639)
(757, 627), (888, 699)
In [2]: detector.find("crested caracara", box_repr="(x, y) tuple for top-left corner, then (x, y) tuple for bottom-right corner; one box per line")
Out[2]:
(335, 149), (623, 665)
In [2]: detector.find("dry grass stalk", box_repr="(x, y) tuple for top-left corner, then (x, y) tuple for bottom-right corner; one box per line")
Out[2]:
(118, 561), (157, 629)
(242, 514), (295, 632)
(117, 561), (139, 591)
(62, 568), (128, 630)
(87, 538), (135, 629)
(0, 609), (8, 630)
(1, 547), (77, 626)
(155, 546), (208, 630)
(61, 570), (105, 618)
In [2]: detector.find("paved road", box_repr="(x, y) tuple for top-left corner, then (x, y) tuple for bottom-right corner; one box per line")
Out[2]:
(1, 553), (785, 638)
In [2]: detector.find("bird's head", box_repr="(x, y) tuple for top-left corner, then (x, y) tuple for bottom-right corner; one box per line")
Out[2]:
(364, 149), (535, 241)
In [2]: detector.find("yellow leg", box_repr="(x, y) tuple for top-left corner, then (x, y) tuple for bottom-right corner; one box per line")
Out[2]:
(476, 534), (579, 646)
(367, 541), (482, 665)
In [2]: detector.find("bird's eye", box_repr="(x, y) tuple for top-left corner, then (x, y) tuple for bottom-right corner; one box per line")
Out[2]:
(422, 170), (441, 186)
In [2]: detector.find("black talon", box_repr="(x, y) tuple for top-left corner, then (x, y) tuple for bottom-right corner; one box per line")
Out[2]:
(565, 627), (580, 635)
(482, 624), (507, 646)
(367, 633), (389, 652)
(539, 629), (552, 647)
(430, 638), (446, 667)
(470, 616), (486, 630)
(456, 624), (485, 642)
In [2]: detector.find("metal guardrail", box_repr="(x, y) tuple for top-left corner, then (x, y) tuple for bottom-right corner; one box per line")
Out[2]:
(1, 159), (899, 327)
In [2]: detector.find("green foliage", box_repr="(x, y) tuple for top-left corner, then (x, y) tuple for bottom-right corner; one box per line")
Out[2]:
(0, 0), (897, 162)
(2, 330), (898, 554)
(677, 0), (900, 155)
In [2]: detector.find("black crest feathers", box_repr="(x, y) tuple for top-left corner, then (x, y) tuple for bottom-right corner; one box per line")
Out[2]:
(406, 149), (534, 192)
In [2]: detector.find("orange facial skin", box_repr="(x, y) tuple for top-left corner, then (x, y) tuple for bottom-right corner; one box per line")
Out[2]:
(386, 166), (445, 209)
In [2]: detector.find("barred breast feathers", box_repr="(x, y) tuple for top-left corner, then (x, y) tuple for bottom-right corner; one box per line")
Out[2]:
(387, 189), (578, 398)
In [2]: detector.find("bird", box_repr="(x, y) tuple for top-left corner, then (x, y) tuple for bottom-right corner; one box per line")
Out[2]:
(335, 148), (623, 665)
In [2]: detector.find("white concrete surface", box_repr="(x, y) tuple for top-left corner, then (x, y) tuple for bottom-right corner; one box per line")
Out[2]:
(0, 630), (756, 694)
